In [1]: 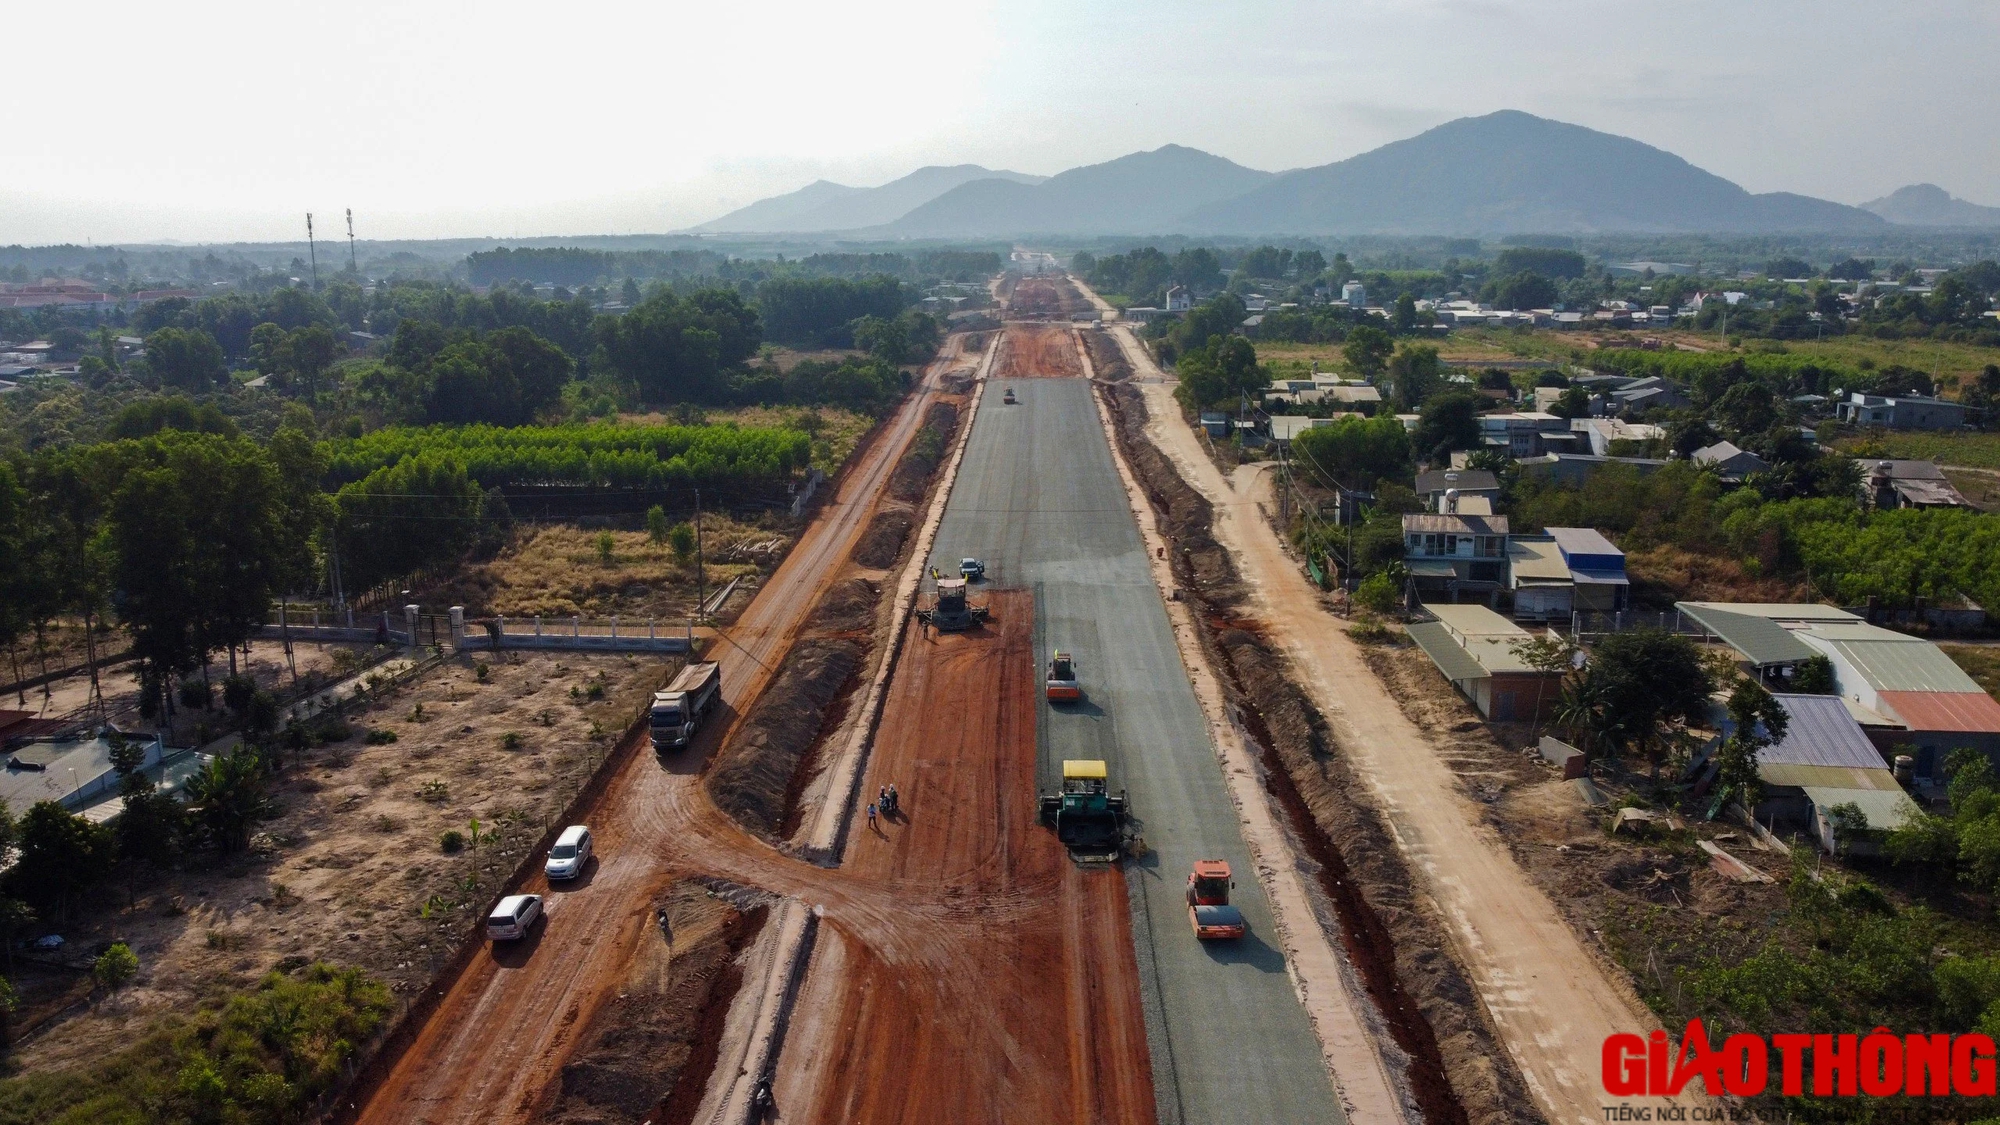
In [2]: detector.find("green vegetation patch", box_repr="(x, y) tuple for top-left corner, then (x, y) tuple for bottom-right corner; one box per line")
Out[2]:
(323, 422), (813, 490)
(0, 963), (392, 1125)
(1840, 431), (2000, 470)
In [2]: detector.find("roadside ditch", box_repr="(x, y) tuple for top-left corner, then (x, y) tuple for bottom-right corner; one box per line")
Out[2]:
(1099, 379), (1538, 1125)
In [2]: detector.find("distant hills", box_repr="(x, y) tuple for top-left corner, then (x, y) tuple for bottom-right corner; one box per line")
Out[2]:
(696, 165), (1045, 233)
(1859, 183), (2000, 227)
(689, 111), (1960, 238)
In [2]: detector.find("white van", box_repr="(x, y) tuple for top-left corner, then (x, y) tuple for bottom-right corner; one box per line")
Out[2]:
(487, 894), (542, 941)
(545, 825), (592, 881)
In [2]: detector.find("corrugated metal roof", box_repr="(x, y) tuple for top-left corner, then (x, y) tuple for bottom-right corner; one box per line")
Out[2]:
(1801, 787), (1919, 831)
(1416, 469), (1498, 494)
(1800, 627), (1985, 693)
(1876, 690), (2000, 733)
(1509, 538), (1572, 582)
(1548, 527), (1622, 558)
(1759, 763), (1900, 791)
(1756, 693), (1889, 769)
(1407, 559), (1458, 577)
(1407, 621), (1489, 684)
(1680, 602), (1859, 623)
(1427, 603), (1530, 639)
(1678, 603), (1818, 666)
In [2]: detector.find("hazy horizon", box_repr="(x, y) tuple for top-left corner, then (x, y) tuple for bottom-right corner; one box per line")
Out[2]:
(6, 0), (1998, 246)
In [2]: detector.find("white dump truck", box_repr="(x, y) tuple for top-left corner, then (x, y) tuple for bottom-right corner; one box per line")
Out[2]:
(651, 661), (721, 750)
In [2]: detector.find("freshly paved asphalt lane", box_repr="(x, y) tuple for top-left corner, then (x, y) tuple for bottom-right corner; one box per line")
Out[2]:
(929, 376), (1341, 1125)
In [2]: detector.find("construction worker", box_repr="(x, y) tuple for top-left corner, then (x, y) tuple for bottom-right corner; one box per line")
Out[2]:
(866, 802), (878, 830)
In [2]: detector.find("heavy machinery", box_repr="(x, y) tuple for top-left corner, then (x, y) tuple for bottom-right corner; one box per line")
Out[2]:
(1186, 859), (1246, 940)
(1038, 759), (1128, 861)
(651, 662), (721, 750)
(1002, 387), (1017, 404)
(915, 577), (989, 632)
(1044, 650), (1080, 702)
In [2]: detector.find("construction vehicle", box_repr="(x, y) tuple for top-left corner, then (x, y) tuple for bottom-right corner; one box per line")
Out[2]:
(651, 662), (721, 750)
(1044, 650), (1080, 702)
(1186, 859), (1246, 940)
(915, 577), (988, 632)
(959, 557), (985, 581)
(1038, 759), (1128, 861)
(1002, 387), (1017, 404)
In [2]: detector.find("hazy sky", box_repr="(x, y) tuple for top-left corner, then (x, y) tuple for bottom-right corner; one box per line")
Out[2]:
(6, 0), (1996, 245)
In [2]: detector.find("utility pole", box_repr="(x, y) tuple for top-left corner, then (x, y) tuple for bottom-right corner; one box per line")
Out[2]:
(346, 209), (358, 274)
(694, 487), (705, 621)
(306, 213), (319, 288)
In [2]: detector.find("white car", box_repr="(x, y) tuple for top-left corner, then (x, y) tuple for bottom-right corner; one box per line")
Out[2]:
(487, 894), (543, 941)
(545, 825), (592, 881)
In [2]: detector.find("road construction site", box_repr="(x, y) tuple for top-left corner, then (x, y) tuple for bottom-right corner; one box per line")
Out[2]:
(343, 284), (1373, 1125)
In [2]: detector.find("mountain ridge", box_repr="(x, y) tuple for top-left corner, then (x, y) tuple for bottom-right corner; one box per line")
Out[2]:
(695, 164), (1046, 233)
(1860, 183), (2000, 228)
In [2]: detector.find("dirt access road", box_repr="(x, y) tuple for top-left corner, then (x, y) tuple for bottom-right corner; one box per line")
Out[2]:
(773, 592), (1157, 1125)
(348, 335), (974, 1125)
(1100, 319), (1694, 1124)
(899, 321), (1346, 1123)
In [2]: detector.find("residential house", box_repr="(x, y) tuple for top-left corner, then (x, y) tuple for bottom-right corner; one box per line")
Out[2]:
(1402, 509), (1509, 603)
(1406, 604), (1564, 721)
(1571, 417), (1665, 457)
(1837, 392), (1968, 431)
(1414, 469), (1499, 512)
(1729, 693), (1917, 855)
(1862, 459), (1972, 509)
(1165, 286), (1193, 312)
(1507, 528), (1630, 621)
(1477, 412), (1570, 457)
(1340, 281), (1366, 308)
(3, 729), (172, 820)
(1607, 376), (1693, 415)
(1795, 623), (2000, 783)
(1514, 452), (1670, 485)
(1692, 440), (1771, 483)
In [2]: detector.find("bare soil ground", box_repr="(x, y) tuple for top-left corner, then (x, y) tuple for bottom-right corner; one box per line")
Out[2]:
(851, 510), (912, 569)
(995, 323), (1087, 380)
(887, 402), (961, 503)
(15, 637), (362, 740)
(778, 593), (1158, 1125)
(1622, 543), (1814, 607)
(1100, 380), (1515, 1124)
(7, 650), (667, 1075)
(1007, 276), (1091, 321)
(1083, 328), (1132, 382)
(430, 517), (791, 622)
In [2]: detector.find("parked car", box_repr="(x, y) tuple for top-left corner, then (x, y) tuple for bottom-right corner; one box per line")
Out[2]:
(960, 557), (985, 581)
(487, 894), (543, 941)
(545, 824), (593, 881)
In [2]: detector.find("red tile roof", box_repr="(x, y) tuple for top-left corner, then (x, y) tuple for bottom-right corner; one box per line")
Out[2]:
(1877, 690), (2000, 734)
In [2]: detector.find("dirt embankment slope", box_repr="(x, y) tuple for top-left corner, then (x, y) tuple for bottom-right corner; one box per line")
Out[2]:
(1099, 380), (1534, 1125)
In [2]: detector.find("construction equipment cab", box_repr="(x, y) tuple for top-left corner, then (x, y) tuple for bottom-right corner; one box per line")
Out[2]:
(1002, 387), (1017, 404)
(1045, 651), (1080, 702)
(1038, 759), (1128, 861)
(917, 578), (988, 632)
(1186, 859), (1246, 940)
(651, 662), (721, 750)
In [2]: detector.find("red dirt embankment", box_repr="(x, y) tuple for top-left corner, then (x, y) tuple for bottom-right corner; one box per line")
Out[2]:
(785, 591), (1158, 1125)
(995, 324), (1085, 381)
(1008, 276), (1090, 320)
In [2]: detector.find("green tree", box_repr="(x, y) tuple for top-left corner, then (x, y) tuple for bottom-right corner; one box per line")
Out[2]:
(333, 453), (484, 590)
(1174, 334), (1268, 411)
(1578, 629), (1712, 773)
(646, 505), (670, 544)
(1548, 385), (1593, 419)
(10, 801), (117, 919)
(667, 522), (696, 561)
(1387, 344), (1444, 409)
(1490, 271), (1558, 311)
(1412, 391), (1481, 462)
(1353, 571), (1399, 613)
(1789, 654), (1836, 693)
(596, 287), (761, 402)
(850, 314), (909, 364)
(184, 750), (272, 853)
(1392, 292), (1418, 332)
(93, 942), (139, 994)
(1291, 414), (1411, 489)
(1717, 678), (1789, 807)
(1508, 635), (1578, 736)
(1341, 326), (1393, 380)
(144, 327), (226, 392)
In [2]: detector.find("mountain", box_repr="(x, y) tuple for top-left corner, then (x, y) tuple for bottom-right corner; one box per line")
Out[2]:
(695, 165), (1045, 233)
(883, 145), (1275, 237)
(1183, 110), (1884, 236)
(1860, 184), (2000, 227)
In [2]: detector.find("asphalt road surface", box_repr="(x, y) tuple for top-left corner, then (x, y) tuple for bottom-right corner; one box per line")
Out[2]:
(928, 373), (1341, 1125)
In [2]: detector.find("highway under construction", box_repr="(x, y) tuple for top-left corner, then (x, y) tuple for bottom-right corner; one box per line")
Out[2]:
(344, 282), (1371, 1125)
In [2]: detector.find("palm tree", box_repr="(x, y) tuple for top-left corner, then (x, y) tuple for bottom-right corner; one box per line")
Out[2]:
(184, 750), (271, 852)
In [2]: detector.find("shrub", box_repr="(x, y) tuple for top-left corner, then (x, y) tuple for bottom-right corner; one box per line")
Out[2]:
(94, 943), (139, 992)
(500, 731), (522, 751)
(179, 680), (212, 710)
(364, 728), (398, 745)
(596, 531), (616, 566)
(417, 780), (449, 804)
(474, 661), (491, 683)
(439, 830), (465, 854)
(1353, 572), (1399, 614)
